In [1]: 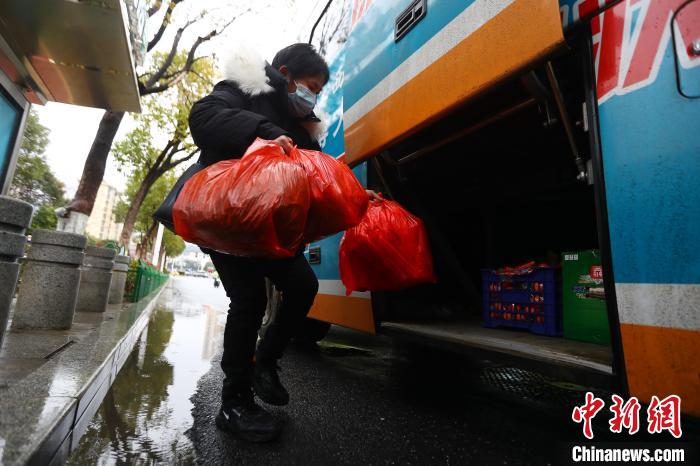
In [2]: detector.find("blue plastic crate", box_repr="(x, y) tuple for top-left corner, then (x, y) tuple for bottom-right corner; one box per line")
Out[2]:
(481, 266), (562, 336)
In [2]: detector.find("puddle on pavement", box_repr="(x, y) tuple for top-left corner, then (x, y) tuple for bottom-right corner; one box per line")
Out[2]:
(67, 277), (229, 465)
(318, 342), (373, 358)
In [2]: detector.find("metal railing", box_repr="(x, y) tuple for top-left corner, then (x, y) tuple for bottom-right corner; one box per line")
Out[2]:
(130, 260), (168, 302)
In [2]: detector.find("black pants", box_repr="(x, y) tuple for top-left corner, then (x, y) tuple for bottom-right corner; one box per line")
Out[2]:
(209, 249), (319, 402)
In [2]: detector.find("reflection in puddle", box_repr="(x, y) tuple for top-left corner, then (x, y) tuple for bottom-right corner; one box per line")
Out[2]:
(67, 278), (227, 465)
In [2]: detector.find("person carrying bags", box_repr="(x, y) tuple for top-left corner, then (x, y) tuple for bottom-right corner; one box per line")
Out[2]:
(187, 43), (378, 443)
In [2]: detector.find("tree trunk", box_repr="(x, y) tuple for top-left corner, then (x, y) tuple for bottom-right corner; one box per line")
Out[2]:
(137, 221), (157, 261)
(118, 169), (159, 246)
(136, 234), (148, 260)
(157, 243), (166, 270)
(67, 111), (125, 215)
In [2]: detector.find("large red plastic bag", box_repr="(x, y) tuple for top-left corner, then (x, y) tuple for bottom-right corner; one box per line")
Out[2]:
(172, 139), (310, 258)
(339, 199), (436, 295)
(295, 148), (369, 242)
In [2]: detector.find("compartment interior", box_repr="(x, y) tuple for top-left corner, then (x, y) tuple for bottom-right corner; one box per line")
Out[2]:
(366, 38), (614, 380)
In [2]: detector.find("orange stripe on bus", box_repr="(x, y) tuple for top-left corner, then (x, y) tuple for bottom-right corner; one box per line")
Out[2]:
(345, 0), (564, 165)
(308, 293), (376, 334)
(620, 323), (700, 416)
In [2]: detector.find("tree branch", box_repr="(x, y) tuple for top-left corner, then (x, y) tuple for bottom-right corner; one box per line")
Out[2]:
(141, 10), (245, 96)
(156, 55), (210, 82)
(147, 0), (185, 52)
(150, 140), (176, 172)
(185, 70), (213, 91)
(161, 140), (185, 166)
(144, 11), (205, 89)
(145, 25), (186, 88)
(316, 0), (348, 55)
(140, 76), (184, 96)
(141, 30), (214, 94)
(148, 0), (164, 17)
(162, 148), (200, 172)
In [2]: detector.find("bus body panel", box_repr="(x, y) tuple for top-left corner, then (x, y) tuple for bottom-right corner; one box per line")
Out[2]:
(559, 0), (622, 29)
(593, 0), (700, 416)
(311, 0), (699, 416)
(305, 49), (375, 334)
(342, 0), (565, 165)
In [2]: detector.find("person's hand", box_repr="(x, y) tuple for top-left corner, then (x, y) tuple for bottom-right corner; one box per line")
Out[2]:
(273, 135), (294, 154)
(366, 190), (383, 201)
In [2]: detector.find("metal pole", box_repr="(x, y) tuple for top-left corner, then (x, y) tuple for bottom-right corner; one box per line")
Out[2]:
(151, 222), (164, 265)
(397, 98), (537, 166)
(545, 62), (587, 181)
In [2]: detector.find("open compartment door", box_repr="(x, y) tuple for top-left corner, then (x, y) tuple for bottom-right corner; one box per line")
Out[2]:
(343, 0), (565, 165)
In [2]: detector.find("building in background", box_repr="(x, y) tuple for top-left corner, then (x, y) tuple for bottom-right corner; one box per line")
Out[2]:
(167, 243), (213, 274)
(85, 182), (122, 241)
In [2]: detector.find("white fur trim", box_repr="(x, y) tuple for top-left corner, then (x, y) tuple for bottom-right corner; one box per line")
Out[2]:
(300, 119), (326, 142)
(220, 44), (274, 96)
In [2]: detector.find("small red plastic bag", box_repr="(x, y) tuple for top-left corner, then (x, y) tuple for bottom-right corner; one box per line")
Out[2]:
(295, 148), (369, 242)
(172, 139), (310, 258)
(339, 199), (436, 295)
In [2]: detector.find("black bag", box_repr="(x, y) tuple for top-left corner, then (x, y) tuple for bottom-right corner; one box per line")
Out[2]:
(153, 162), (205, 233)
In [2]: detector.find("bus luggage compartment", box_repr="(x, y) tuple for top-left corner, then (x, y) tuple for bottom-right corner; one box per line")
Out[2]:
(366, 37), (615, 387)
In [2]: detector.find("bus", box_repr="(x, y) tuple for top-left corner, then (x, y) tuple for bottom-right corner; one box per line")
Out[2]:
(292, 0), (699, 418)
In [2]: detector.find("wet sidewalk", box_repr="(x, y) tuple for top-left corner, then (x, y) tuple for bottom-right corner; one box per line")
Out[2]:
(0, 282), (168, 465)
(27, 276), (697, 465)
(66, 276), (228, 464)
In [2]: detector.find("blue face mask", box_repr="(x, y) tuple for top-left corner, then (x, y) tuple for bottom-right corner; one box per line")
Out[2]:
(288, 81), (317, 118)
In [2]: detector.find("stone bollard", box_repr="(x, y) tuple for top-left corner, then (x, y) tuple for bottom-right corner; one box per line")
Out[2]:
(108, 255), (131, 305)
(0, 196), (34, 347)
(12, 229), (87, 330)
(76, 246), (116, 313)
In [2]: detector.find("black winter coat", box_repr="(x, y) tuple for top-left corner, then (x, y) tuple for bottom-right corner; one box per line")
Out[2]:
(189, 64), (321, 167)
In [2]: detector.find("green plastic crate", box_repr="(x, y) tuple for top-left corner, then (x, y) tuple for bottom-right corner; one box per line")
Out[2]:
(562, 250), (611, 345)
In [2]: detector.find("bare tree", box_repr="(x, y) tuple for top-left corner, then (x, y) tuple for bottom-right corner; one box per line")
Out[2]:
(59, 0), (248, 233)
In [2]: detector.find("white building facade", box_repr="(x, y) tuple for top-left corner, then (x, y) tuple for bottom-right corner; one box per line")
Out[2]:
(85, 182), (123, 241)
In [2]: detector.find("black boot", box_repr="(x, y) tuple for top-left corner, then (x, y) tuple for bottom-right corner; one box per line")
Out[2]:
(215, 387), (282, 442)
(253, 359), (289, 406)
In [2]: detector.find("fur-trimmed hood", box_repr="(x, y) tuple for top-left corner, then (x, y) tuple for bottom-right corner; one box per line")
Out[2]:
(219, 45), (325, 137)
(190, 45), (327, 166)
(220, 45), (279, 96)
